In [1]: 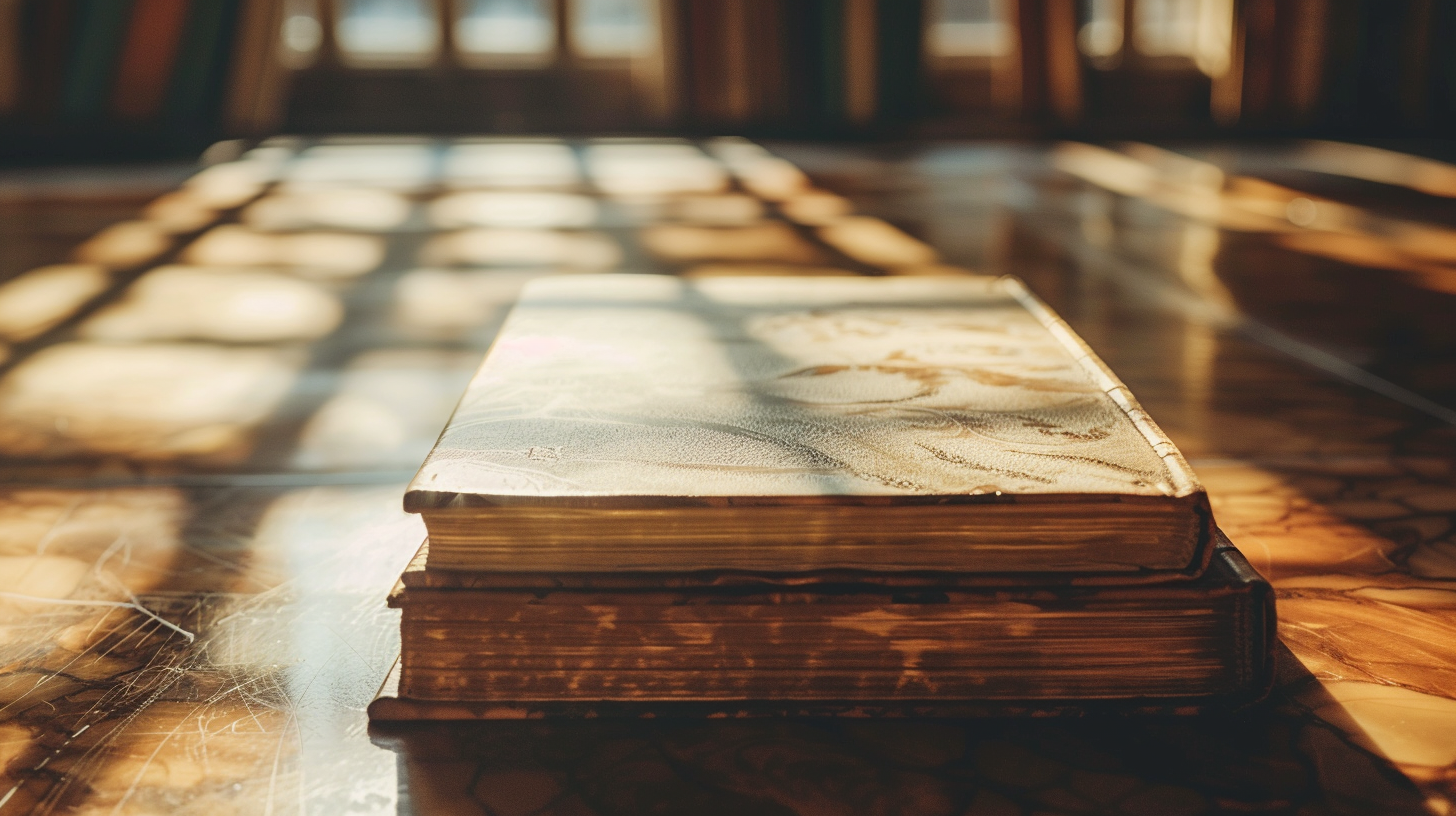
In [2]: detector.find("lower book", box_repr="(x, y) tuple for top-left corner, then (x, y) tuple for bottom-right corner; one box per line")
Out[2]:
(370, 530), (1274, 720)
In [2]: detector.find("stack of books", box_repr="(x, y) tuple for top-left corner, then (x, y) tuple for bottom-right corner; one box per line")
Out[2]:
(370, 274), (1273, 719)
(3, 0), (261, 141)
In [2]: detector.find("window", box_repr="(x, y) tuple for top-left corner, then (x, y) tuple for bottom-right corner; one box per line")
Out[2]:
(455, 0), (556, 64)
(926, 0), (1014, 59)
(1078, 0), (1124, 65)
(279, 0), (323, 68)
(1132, 0), (1231, 76)
(571, 0), (656, 59)
(284, 0), (662, 72)
(336, 0), (440, 66)
(1133, 0), (1198, 57)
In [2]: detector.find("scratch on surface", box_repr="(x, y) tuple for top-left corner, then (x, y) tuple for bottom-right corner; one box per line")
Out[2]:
(110, 700), (207, 816)
(0, 591), (196, 642)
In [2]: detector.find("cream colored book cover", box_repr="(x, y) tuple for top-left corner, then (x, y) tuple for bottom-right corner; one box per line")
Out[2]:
(408, 275), (1209, 575)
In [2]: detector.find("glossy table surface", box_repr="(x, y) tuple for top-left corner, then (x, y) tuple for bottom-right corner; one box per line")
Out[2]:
(1, 137), (1455, 815)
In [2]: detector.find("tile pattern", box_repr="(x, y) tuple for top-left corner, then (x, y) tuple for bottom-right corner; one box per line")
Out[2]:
(0, 137), (1454, 814)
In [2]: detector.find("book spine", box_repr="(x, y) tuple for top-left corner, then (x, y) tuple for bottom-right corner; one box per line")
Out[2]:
(1042, 0), (1080, 123)
(111, 0), (192, 123)
(722, 0), (750, 123)
(743, 0), (786, 125)
(1000, 276), (1204, 499)
(60, 0), (133, 121)
(1210, 539), (1275, 702)
(164, 0), (241, 131)
(873, 0), (923, 123)
(222, 0), (288, 135)
(683, 0), (723, 123)
(842, 0), (875, 125)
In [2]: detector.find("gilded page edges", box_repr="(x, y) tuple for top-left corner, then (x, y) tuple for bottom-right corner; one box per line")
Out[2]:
(1000, 275), (1204, 499)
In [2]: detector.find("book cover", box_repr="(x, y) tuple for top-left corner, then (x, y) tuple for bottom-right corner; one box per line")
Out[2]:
(407, 274), (1210, 578)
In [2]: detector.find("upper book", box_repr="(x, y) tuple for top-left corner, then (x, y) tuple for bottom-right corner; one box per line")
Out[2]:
(408, 275), (1210, 578)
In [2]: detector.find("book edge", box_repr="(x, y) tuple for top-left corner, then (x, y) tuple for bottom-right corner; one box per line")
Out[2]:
(998, 275), (1204, 499)
(374, 544), (1274, 719)
(406, 274), (1204, 511)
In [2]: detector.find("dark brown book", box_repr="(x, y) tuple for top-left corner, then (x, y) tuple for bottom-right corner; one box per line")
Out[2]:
(406, 275), (1212, 580)
(371, 531), (1273, 718)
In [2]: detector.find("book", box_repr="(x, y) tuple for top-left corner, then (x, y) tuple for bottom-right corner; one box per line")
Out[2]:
(372, 531), (1272, 716)
(60, 0), (133, 121)
(406, 274), (1211, 579)
(164, 0), (240, 129)
(221, 0), (276, 134)
(843, 0), (876, 124)
(111, 0), (191, 122)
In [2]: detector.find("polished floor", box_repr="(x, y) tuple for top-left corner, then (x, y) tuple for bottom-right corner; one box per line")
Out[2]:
(0, 137), (1454, 815)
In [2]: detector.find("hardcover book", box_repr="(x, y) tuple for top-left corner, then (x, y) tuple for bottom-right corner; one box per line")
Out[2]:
(406, 275), (1211, 579)
(371, 532), (1272, 717)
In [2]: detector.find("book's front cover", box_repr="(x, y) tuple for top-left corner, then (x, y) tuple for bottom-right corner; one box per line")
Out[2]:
(408, 275), (1208, 575)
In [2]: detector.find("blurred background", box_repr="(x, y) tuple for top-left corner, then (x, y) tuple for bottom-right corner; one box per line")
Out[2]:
(1, 0), (1455, 460)
(1, 0), (1455, 160)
